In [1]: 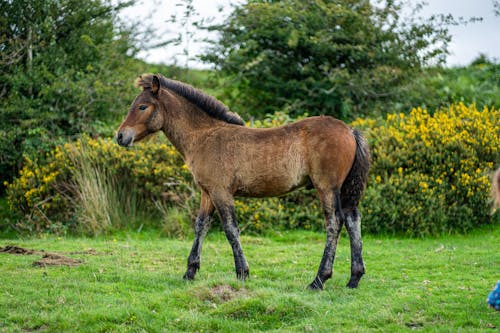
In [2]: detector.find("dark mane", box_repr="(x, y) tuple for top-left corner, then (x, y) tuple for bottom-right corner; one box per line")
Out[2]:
(135, 74), (245, 126)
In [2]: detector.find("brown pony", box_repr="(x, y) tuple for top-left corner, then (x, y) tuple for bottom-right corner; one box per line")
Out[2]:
(116, 74), (370, 290)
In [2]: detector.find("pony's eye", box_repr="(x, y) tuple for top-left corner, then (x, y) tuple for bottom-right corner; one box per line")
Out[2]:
(139, 105), (148, 111)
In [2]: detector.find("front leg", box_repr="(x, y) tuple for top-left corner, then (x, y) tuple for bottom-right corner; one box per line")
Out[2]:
(212, 194), (249, 280)
(183, 191), (215, 280)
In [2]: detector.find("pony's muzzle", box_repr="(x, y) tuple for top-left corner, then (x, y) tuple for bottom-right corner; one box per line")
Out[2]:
(116, 128), (135, 147)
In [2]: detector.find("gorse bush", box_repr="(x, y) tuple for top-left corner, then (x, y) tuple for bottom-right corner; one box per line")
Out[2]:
(6, 136), (194, 234)
(5, 106), (499, 236)
(354, 103), (499, 236)
(5, 112), (324, 235)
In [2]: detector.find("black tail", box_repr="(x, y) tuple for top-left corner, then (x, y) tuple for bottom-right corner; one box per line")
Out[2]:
(340, 128), (371, 210)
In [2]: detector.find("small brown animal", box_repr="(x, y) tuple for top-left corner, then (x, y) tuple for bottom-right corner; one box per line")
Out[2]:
(493, 168), (500, 210)
(116, 74), (371, 290)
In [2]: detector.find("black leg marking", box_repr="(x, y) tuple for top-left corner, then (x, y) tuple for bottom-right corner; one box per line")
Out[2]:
(183, 193), (214, 281)
(183, 213), (212, 280)
(345, 208), (365, 288)
(215, 200), (249, 281)
(308, 276), (324, 290)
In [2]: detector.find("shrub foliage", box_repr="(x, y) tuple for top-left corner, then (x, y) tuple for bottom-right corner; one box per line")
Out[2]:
(5, 105), (499, 236)
(354, 103), (499, 236)
(0, 0), (145, 187)
(203, 0), (451, 119)
(5, 136), (193, 234)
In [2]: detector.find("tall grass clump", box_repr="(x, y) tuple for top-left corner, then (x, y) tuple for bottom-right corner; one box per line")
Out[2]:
(5, 135), (193, 235)
(156, 204), (193, 239)
(154, 181), (199, 239)
(66, 142), (145, 235)
(70, 148), (114, 234)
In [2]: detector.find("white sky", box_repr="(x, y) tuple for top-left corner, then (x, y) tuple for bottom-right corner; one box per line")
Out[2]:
(120, 0), (500, 68)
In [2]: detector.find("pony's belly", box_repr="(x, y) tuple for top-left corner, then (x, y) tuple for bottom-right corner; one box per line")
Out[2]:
(234, 174), (311, 198)
(233, 144), (309, 197)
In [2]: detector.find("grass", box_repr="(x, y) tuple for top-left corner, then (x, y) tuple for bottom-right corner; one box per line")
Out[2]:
(67, 141), (148, 236)
(1, 227), (499, 332)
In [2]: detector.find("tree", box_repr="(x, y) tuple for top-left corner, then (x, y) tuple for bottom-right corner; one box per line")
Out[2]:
(0, 0), (142, 185)
(202, 0), (452, 119)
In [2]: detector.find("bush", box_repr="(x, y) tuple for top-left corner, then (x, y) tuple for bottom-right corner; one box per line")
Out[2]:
(203, 0), (452, 119)
(7, 105), (498, 237)
(354, 103), (499, 236)
(0, 0), (144, 186)
(5, 135), (194, 235)
(428, 61), (500, 109)
(392, 61), (500, 115)
(5, 112), (327, 235)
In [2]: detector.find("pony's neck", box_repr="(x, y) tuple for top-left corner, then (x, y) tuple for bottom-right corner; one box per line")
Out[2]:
(160, 90), (223, 158)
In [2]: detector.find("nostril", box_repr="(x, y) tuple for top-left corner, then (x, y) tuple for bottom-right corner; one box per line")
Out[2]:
(116, 129), (134, 147)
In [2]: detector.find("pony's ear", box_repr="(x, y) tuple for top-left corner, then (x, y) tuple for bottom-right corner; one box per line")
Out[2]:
(151, 75), (161, 97)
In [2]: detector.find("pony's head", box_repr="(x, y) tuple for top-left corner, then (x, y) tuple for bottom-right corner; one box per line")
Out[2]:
(116, 74), (164, 147)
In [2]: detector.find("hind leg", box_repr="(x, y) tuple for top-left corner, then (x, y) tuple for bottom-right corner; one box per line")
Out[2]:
(344, 207), (365, 288)
(183, 191), (215, 280)
(309, 190), (343, 290)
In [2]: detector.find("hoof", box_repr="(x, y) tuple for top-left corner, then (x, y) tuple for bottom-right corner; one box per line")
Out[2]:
(183, 262), (199, 281)
(308, 277), (324, 290)
(346, 280), (358, 288)
(236, 268), (249, 281)
(183, 274), (194, 281)
(346, 272), (363, 288)
(183, 269), (196, 281)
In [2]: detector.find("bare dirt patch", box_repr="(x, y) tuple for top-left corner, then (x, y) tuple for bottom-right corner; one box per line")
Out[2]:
(209, 284), (248, 302)
(0, 245), (85, 267)
(0, 245), (38, 255)
(193, 284), (249, 305)
(32, 253), (83, 267)
(68, 249), (97, 255)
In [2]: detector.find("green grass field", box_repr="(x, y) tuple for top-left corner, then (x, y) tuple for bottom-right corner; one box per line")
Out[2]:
(1, 227), (499, 332)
